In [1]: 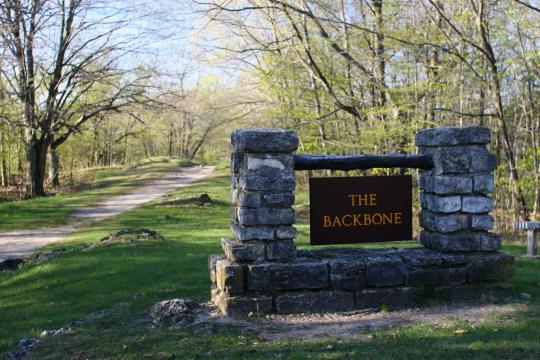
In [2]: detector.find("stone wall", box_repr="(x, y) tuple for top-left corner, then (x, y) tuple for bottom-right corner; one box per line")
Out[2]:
(209, 127), (514, 317)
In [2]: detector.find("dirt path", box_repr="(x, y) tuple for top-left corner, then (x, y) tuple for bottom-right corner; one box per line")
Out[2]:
(0, 166), (214, 262)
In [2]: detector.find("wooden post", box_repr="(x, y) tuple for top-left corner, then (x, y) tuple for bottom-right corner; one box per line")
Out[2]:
(527, 229), (538, 257)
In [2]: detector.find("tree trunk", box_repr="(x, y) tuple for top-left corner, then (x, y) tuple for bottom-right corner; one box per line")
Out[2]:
(49, 145), (60, 187)
(26, 136), (48, 197)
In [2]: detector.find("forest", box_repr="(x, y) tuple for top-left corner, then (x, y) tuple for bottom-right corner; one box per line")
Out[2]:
(0, 0), (539, 229)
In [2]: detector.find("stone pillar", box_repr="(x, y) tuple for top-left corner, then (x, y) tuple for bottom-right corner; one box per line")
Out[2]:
(223, 128), (299, 262)
(416, 126), (500, 252)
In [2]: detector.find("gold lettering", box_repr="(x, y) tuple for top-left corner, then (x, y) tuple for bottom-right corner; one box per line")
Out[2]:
(358, 194), (369, 206)
(382, 213), (392, 224)
(353, 214), (362, 226)
(370, 193), (377, 206)
(372, 213), (382, 225)
(342, 214), (353, 227)
(332, 216), (342, 227)
(394, 212), (402, 224)
(348, 194), (356, 206)
(363, 214), (372, 225)
(323, 216), (332, 227)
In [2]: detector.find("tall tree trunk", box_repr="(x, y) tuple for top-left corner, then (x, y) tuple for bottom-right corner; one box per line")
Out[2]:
(49, 144), (60, 187)
(26, 135), (48, 197)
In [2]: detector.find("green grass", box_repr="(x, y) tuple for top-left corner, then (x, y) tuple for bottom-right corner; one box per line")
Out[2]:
(0, 158), (194, 231)
(0, 171), (539, 358)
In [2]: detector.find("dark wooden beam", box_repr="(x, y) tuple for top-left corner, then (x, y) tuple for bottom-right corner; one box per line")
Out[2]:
(294, 154), (434, 171)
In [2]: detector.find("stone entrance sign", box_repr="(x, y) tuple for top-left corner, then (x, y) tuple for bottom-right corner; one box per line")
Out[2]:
(209, 126), (515, 317)
(309, 175), (412, 245)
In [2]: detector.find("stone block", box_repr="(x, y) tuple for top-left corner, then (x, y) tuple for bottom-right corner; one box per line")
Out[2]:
(431, 176), (473, 194)
(231, 152), (243, 174)
(221, 238), (265, 263)
(422, 194), (461, 213)
(261, 192), (295, 207)
(474, 174), (494, 194)
(418, 173), (433, 192)
(231, 128), (299, 153)
(398, 248), (443, 267)
(216, 259), (244, 295)
(470, 215), (494, 231)
(420, 231), (480, 252)
(231, 223), (275, 241)
(441, 253), (468, 266)
(423, 146), (496, 175)
(246, 259), (329, 291)
(212, 289), (273, 317)
(238, 174), (296, 191)
(266, 240), (297, 260)
(276, 226), (297, 239)
(275, 291), (354, 314)
(406, 267), (466, 287)
(462, 196), (493, 213)
(208, 254), (225, 284)
(355, 287), (423, 310)
(234, 190), (261, 208)
(366, 254), (405, 287)
(237, 207), (295, 226)
(328, 258), (367, 290)
(467, 251), (514, 282)
(433, 283), (514, 301)
(241, 154), (293, 178)
(420, 211), (468, 233)
(475, 232), (501, 251)
(415, 126), (491, 147)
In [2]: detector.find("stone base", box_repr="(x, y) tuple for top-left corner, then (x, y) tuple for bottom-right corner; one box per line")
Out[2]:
(209, 247), (515, 316)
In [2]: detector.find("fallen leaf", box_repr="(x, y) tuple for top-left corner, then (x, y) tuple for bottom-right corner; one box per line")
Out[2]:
(454, 328), (467, 335)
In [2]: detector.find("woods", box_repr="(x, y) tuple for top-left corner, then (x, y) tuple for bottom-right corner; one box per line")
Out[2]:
(0, 0), (539, 227)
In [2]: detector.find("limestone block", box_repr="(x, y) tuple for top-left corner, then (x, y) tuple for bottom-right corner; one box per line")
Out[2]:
(470, 215), (494, 231)
(261, 192), (295, 208)
(418, 173), (433, 192)
(234, 190), (261, 208)
(422, 146), (496, 175)
(474, 232), (501, 251)
(441, 253), (468, 266)
(212, 289), (273, 317)
(429, 176), (473, 194)
(328, 258), (367, 290)
(216, 259), (244, 295)
(265, 240), (297, 260)
(241, 154), (293, 178)
(246, 259), (329, 291)
(231, 128), (299, 153)
(406, 267), (466, 287)
(231, 152), (243, 174)
(208, 254), (225, 284)
(355, 287), (423, 309)
(420, 231), (480, 252)
(366, 254), (405, 287)
(415, 126), (491, 147)
(467, 252), (514, 282)
(473, 174), (495, 194)
(462, 196), (493, 213)
(398, 248), (443, 267)
(221, 237), (265, 263)
(237, 207), (295, 226)
(420, 211), (468, 233)
(238, 174), (296, 191)
(421, 194), (461, 213)
(276, 226), (297, 239)
(231, 223), (275, 241)
(275, 291), (354, 314)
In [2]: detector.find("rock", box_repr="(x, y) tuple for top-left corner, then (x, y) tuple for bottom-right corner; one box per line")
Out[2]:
(216, 259), (244, 295)
(0, 258), (24, 271)
(265, 240), (297, 260)
(212, 288), (272, 317)
(421, 194), (461, 213)
(242, 154), (293, 178)
(40, 327), (68, 337)
(149, 299), (202, 327)
(398, 248), (443, 267)
(520, 292), (532, 300)
(198, 193), (212, 205)
(221, 238), (265, 262)
(276, 226), (297, 239)
(470, 215), (495, 231)
(208, 254), (225, 284)
(428, 175), (473, 194)
(406, 267), (466, 287)
(473, 174), (494, 194)
(274, 291), (354, 314)
(237, 207), (295, 226)
(356, 287), (423, 310)
(467, 252), (514, 282)
(231, 128), (299, 153)
(462, 196), (493, 213)
(262, 192), (295, 208)
(421, 211), (468, 233)
(231, 223), (275, 241)
(237, 174), (296, 191)
(366, 254), (405, 287)
(99, 229), (164, 244)
(420, 231), (480, 252)
(415, 126), (491, 146)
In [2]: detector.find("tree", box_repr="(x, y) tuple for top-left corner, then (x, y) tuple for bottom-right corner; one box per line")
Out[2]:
(0, 0), (151, 196)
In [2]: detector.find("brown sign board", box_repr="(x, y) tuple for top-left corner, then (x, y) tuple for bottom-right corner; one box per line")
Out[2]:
(309, 175), (412, 245)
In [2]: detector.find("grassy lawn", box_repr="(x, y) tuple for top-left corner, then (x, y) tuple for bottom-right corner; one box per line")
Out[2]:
(0, 157), (194, 231)
(0, 171), (539, 358)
